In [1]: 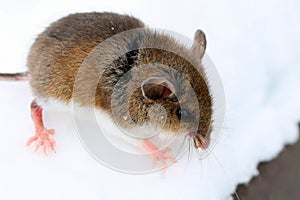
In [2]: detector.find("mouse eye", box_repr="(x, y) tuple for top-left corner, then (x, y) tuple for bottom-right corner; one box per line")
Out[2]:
(175, 108), (190, 120)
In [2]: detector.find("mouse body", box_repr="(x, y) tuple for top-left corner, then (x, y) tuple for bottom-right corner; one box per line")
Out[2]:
(1, 12), (212, 165)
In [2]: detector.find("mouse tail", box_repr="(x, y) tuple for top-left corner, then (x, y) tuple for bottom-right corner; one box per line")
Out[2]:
(0, 72), (29, 81)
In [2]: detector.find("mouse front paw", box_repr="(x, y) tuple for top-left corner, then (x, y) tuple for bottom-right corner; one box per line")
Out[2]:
(26, 128), (56, 155)
(142, 140), (177, 172)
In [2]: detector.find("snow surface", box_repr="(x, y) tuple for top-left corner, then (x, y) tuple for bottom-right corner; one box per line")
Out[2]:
(0, 0), (300, 199)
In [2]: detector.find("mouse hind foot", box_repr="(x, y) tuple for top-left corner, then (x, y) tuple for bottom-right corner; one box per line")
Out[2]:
(26, 100), (56, 155)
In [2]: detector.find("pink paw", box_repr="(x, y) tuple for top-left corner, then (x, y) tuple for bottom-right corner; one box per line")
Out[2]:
(150, 147), (177, 168)
(26, 129), (56, 155)
(142, 140), (177, 172)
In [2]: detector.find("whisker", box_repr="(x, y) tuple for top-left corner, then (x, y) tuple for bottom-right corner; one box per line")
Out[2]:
(186, 139), (192, 166)
(194, 147), (203, 160)
(208, 136), (231, 148)
(177, 134), (192, 167)
(210, 152), (241, 200)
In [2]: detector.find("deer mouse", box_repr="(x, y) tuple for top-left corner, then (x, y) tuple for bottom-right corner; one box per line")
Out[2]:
(0, 12), (212, 166)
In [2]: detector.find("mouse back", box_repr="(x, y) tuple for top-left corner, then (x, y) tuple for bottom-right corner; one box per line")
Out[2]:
(27, 12), (145, 104)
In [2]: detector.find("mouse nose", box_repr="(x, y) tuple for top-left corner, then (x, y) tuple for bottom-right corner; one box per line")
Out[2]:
(192, 130), (209, 149)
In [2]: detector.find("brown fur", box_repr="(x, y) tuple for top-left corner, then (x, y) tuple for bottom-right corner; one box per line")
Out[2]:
(28, 12), (144, 102)
(27, 12), (212, 147)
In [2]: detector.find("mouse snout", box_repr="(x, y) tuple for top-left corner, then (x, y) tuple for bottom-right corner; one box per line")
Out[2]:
(190, 130), (209, 149)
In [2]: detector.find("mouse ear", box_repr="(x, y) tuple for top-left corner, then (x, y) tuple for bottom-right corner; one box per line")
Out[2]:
(192, 29), (207, 58)
(141, 77), (176, 100)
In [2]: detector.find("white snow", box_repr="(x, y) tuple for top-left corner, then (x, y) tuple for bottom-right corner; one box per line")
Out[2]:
(0, 0), (300, 199)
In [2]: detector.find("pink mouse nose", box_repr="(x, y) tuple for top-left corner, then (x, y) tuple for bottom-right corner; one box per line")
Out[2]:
(191, 130), (209, 149)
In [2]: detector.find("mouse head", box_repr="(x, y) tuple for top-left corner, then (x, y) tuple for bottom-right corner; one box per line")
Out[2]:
(120, 29), (212, 149)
